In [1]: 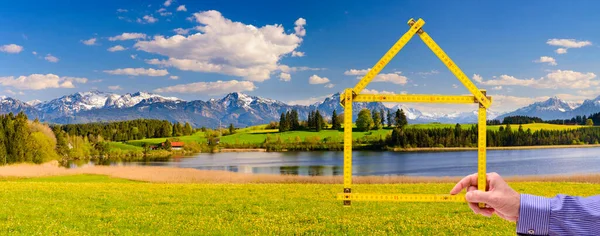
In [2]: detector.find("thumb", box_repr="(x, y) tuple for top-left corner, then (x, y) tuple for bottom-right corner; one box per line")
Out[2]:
(465, 190), (493, 204)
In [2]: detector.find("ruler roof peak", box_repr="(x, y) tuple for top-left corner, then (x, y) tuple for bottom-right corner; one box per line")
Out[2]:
(342, 18), (491, 108)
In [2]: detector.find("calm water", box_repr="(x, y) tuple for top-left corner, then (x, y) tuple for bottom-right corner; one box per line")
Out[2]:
(70, 147), (600, 176)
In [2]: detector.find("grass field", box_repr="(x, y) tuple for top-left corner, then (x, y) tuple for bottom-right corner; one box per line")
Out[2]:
(110, 123), (588, 150)
(1, 174), (598, 235)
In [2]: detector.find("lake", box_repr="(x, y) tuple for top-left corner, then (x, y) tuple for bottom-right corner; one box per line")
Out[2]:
(70, 147), (600, 176)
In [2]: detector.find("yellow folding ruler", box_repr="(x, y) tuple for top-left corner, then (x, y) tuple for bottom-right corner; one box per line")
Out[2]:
(339, 18), (491, 208)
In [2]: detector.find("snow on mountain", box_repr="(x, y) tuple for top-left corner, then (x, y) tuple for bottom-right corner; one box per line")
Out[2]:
(497, 97), (575, 121)
(26, 99), (42, 106)
(105, 92), (181, 108)
(570, 95), (600, 118)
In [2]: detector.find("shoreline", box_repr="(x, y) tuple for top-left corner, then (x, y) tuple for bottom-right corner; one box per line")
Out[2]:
(212, 144), (600, 153)
(393, 144), (600, 152)
(2, 163), (600, 184)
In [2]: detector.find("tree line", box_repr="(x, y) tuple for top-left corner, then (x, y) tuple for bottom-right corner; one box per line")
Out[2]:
(488, 115), (594, 126)
(386, 123), (600, 148)
(0, 112), (60, 165)
(278, 108), (409, 133)
(55, 119), (194, 142)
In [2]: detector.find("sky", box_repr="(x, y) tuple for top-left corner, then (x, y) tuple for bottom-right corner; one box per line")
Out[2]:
(1, 0), (600, 114)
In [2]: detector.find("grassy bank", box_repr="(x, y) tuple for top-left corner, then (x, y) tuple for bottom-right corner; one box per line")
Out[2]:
(106, 123), (589, 153)
(1, 175), (599, 235)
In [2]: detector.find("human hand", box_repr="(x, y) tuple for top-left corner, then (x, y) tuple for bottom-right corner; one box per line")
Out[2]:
(450, 172), (521, 222)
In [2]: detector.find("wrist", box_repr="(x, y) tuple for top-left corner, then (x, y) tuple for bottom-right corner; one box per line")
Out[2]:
(516, 194), (551, 235)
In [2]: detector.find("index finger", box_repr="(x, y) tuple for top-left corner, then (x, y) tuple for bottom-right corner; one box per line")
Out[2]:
(450, 173), (479, 195)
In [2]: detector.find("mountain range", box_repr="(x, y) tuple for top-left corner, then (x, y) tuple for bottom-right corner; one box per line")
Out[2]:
(0, 91), (506, 128)
(496, 96), (600, 121)
(1, 91), (599, 127)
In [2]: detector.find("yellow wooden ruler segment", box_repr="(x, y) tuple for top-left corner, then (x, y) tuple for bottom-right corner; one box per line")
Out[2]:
(352, 19), (425, 95)
(337, 193), (466, 202)
(477, 101), (487, 208)
(416, 31), (491, 108)
(343, 89), (354, 206)
(354, 94), (478, 104)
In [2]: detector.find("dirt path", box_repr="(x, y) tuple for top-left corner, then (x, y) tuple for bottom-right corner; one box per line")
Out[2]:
(2, 161), (600, 184)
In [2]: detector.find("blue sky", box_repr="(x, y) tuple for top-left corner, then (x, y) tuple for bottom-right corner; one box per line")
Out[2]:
(1, 0), (600, 113)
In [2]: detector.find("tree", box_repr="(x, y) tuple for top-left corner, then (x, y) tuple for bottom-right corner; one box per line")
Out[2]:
(184, 122), (193, 135)
(279, 112), (287, 132)
(229, 123), (235, 134)
(331, 110), (341, 130)
(387, 110), (393, 127)
(356, 109), (374, 132)
(395, 109), (408, 128)
(586, 119), (594, 126)
(290, 109), (300, 130)
(315, 110), (323, 132)
(372, 110), (382, 130)
(380, 109), (386, 127)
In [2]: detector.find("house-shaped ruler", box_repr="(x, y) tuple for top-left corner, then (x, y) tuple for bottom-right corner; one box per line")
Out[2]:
(337, 18), (492, 208)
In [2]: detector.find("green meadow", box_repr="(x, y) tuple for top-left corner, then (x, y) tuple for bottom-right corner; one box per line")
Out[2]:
(1, 175), (598, 235)
(114, 123), (587, 149)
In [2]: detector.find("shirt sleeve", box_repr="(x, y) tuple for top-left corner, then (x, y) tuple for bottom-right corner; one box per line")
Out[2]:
(516, 193), (600, 235)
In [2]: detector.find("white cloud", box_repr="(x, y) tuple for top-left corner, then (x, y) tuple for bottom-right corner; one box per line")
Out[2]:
(534, 56), (557, 66)
(555, 48), (567, 54)
(373, 72), (408, 84)
(116, 9), (128, 13)
(32, 51), (37, 55)
(344, 69), (370, 75)
(472, 74), (483, 83)
(130, 54), (137, 59)
(157, 8), (167, 12)
(160, 12), (172, 17)
(452, 84), (458, 89)
(278, 65), (323, 73)
(344, 68), (408, 85)
(416, 70), (439, 76)
(81, 38), (97, 46)
(0, 74), (87, 90)
(287, 94), (333, 106)
(103, 68), (169, 76)
(169, 75), (179, 80)
(107, 45), (127, 52)
(173, 28), (191, 35)
(291, 51), (305, 57)
(324, 83), (335, 88)
(138, 15), (158, 24)
(4, 89), (24, 96)
(164, 0), (173, 7)
(279, 72), (291, 81)
(309, 75), (330, 84)
(135, 11), (305, 82)
(177, 5), (187, 11)
(154, 80), (256, 95)
(108, 33), (147, 41)
(294, 18), (306, 37)
(491, 86), (502, 90)
(0, 44), (23, 54)
(44, 54), (59, 63)
(108, 85), (123, 90)
(361, 89), (394, 94)
(547, 38), (592, 48)
(475, 70), (598, 89)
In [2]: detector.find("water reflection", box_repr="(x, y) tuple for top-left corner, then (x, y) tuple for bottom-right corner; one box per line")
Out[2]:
(66, 148), (600, 176)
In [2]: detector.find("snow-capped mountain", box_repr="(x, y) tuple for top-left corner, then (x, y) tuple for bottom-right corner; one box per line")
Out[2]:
(0, 97), (41, 118)
(570, 95), (600, 118)
(105, 92), (181, 108)
(35, 90), (182, 118)
(497, 97), (576, 120)
(0, 90), (569, 128)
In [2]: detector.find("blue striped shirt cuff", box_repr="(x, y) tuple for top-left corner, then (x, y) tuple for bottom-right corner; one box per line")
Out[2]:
(517, 194), (551, 235)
